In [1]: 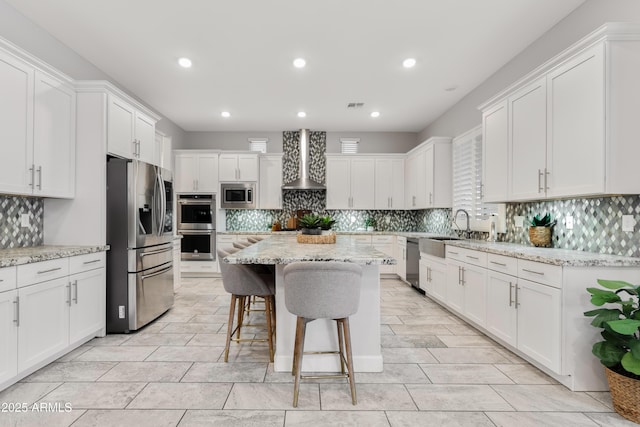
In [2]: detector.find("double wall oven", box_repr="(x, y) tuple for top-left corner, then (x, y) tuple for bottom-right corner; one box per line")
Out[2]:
(177, 194), (216, 261)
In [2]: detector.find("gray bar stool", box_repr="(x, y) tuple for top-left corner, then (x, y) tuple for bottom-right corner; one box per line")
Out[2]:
(218, 248), (276, 362)
(247, 236), (264, 243)
(233, 240), (252, 249)
(283, 261), (362, 407)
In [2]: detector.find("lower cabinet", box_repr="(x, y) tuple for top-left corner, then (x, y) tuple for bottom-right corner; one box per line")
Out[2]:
(0, 289), (18, 385)
(396, 237), (407, 281)
(486, 270), (518, 347)
(69, 267), (105, 344)
(372, 235), (395, 275)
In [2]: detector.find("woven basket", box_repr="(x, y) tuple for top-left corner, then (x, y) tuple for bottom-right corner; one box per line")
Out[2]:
(296, 231), (336, 244)
(528, 226), (552, 247)
(605, 367), (640, 423)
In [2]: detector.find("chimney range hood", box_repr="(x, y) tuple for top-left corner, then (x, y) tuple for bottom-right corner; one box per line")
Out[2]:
(282, 129), (325, 190)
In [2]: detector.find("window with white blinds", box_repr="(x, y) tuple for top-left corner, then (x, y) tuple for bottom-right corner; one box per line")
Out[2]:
(340, 138), (360, 154)
(248, 138), (268, 153)
(452, 126), (504, 232)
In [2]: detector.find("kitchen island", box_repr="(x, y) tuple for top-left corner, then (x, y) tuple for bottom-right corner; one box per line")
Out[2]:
(223, 234), (396, 373)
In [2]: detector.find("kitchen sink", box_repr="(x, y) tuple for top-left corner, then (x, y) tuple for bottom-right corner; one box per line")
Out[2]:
(419, 236), (461, 258)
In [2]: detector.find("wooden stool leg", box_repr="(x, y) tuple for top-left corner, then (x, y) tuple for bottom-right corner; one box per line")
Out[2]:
(293, 316), (307, 407)
(265, 295), (274, 362)
(292, 313), (302, 375)
(342, 317), (357, 405)
(236, 296), (245, 340)
(224, 295), (237, 362)
(337, 320), (346, 374)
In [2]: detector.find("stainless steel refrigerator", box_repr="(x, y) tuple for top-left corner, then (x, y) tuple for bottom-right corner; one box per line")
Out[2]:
(106, 157), (174, 333)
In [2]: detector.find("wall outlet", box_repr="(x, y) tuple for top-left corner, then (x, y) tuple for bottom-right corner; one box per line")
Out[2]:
(622, 215), (636, 232)
(20, 213), (30, 228)
(565, 215), (574, 230)
(118, 305), (125, 319)
(514, 216), (525, 228)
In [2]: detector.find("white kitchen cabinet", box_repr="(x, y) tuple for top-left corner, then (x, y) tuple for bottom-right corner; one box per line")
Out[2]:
(326, 156), (375, 209)
(0, 289), (18, 385)
(395, 237), (407, 281)
(259, 155), (283, 209)
(374, 157), (404, 209)
(486, 270), (518, 347)
(419, 253), (447, 303)
(68, 255), (105, 345)
(219, 153), (259, 182)
(482, 100), (509, 202)
(174, 151), (219, 193)
(107, 94), (156, 163)
(445, 260), (465, 313)
(404, 137), (452, 209)
(162, 134), (173, 171)
(461, 263), (487, 327)
(372, 235), (395, 274)
(404, 149), (425, 209)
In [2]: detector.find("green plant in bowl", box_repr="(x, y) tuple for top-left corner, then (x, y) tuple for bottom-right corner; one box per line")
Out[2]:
(528, 213), (556, 227)
(319, 215), (335, 230)
(298, 214), (322, 234)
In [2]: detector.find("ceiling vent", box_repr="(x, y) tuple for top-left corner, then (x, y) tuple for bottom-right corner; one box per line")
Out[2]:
(347, 102), (364, 109)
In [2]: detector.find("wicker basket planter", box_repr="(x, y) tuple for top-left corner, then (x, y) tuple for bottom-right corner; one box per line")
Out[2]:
(605, 367), (640, 423)
(296, 231), (336, 244)
(529, 226), (552, 247)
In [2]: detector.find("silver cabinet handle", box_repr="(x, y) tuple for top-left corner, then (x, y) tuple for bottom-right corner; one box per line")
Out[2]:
(522, 268), (544, 276)
(66, 283), (72, 306)
(412, 195), (416, 207)
(509, 282), (514, 307)
(36, 166), (42, 190)
(538, 169), (544, 193)
(461, 267), (465, 286)
(37, 267), (62, 275)
(448, 251), (459, 255)
(29, 165), (35, 189)
(133, 140), (138, 157)
(72, 280), (78, 304)
(390, 197), (393, 209)
(429, 192), (433, 205)
(490, 261), (507, 267)
(515, 285), (520, 308)
(458, 266), (461, 285)
(13, 296), (19, 326)
(83, 259), (101, 265)
(466, 255), (479, 260)
(544, 168), (550, 191)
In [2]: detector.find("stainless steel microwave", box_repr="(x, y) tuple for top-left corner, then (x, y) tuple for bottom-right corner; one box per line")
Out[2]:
(221, 183), (256, 209)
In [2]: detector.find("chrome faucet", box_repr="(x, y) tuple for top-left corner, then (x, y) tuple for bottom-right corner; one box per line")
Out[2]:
(454, 209), (471, 239)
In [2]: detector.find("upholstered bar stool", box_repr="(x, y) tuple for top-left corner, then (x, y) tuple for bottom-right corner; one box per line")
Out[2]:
(233, 240), (252, 249)
(283, 262), (363, 407)
(247, 236), (264, 243)
(217, 248), (276, 362)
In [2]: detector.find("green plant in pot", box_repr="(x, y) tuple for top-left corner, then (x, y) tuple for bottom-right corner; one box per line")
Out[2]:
(365, 217), (377, 231)
(528, 213), (556, 247)
(318, 215), (335, 231)
(298, 214), (322, 235)
(584, 279), (640, 423)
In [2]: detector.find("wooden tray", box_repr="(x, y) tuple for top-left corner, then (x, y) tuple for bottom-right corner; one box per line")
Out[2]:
(296, 231), (336, 244)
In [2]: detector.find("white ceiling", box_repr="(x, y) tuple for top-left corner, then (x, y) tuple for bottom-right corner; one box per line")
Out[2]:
(7, 0), (585, 132)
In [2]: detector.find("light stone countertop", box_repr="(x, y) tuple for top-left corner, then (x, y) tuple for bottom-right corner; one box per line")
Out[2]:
(223, 234), (396, 265)
(218, 230), (455, 238)
(0, 245), (110, 268)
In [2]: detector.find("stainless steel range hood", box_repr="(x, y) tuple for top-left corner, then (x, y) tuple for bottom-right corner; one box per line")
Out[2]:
(282, 129), (325, 190)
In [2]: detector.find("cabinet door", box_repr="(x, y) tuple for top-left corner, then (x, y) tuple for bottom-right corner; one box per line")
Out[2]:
(445, 261), (464, 313)
(196, 153), (219, 193)
(135, 112), (155, 164)
(259, 155), (283, 209)
(0, 51), (34, 195)
(404, 154), (415, 208)
(547, 45), (605, 198)
(107, 95), (135, 159)
(430, 260), (447, 303)
(237, 154), (258, 181)
(33, 71), (76, 198)
(153, 132), (164, 167)
(375, 158), (404, 209)
(419, 259), (430, 293)
(409, 150), (427, 208)
(0, 290), (18, 384)
(486, 271), (517, 346)
(218, 154), (238, 182)
(396, 241), (407, 281)
(509, 78), (547, 201)
(462, 264), (487, 327)
(350, 158), (375, 209)
(18, 278), (70, 371)
(483, 100), (509, 202)
(174, 154), (197, 193)
(424, 145), (435, 207)
(69, 268), (105, 344)
(326, 157), (351, 209)
(516, 278), (561, 373)
(161, 135), (173, 171)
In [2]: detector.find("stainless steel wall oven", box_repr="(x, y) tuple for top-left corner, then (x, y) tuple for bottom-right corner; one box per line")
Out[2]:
(177, 194), (216, 261)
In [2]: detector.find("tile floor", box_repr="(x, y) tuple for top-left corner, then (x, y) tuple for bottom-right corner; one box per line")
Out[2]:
(0, 276), (635, 426)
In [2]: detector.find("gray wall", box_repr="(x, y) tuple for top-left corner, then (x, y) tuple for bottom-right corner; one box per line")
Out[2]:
(418, 0), (640, 140)
(0, 0), (186, 147)
(182, 131), (419, 153)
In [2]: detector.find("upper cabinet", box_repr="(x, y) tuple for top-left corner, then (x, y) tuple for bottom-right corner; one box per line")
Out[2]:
(405, 137), (452, 209)
(480, 23), (640, 202)
(174, 151), (219, 194)
(219, 153), (259, 182)
(326, 156), (375, 210)
(259, 154), (283, 209)
(154, 131), (172, 170)
(0, 48), (75, 198)
(375, 157), (404, 209)
(107, 94), (156, 163)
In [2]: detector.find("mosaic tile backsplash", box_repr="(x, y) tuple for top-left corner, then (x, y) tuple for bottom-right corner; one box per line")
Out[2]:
(0, 195), (44, 248)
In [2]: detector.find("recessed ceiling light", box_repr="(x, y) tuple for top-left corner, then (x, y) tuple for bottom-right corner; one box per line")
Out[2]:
(221, 111), (231, 118)
(178, 57), (192, 68)
(402, 58), (416, 68)
(293, 58), (306, 68)
(370, 111), (380, 118)
(297, 111), (306, 118)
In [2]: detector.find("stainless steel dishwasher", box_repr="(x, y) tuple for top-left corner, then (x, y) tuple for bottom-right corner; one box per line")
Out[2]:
(406, 237), (421, 292)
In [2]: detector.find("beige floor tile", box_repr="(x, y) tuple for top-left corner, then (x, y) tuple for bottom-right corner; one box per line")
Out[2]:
(380, 324), (395, 335)
(385, 411), (495, 426)
(189, 314), (231, 323)
(495, 363), (557, 384)
(224, 383), (320, 410)
(178, 410), (285, 427)
(380, 315), (403, 324)
(389, 324), (453, 335)
(157, 313), (195, 323)
(382, 347), (438, 364)
(98, 362), (191, 382)
(222, 345), (275, 363)
(428, 348), (511, 364)
(486, 411), (600, 426)
(320, 383), (417, 410)
(181, 362), (268, 383)
(354, 363), (431, 384)
(187, 333), (235, 346)
(494, 347), (528, 363)
(420, 364), (514, 384)
(138, 322), (169, 334)
(87, 334), (131, 346)
(286, 410), (390, 426)
(398, 315), (463, 325)
(586, 391), (613, 410)
(23, 362), (117, 382)
(55, 345), (92, 362)
(0, 382), (62, 404)
(444, 324), (483, 335)
(146, 346), (224, 362)
(128, 382), (232, 409)
(381, 334), (446, 348)
(406, 384), (513, 411)
(437, 335), (498, 347)
(122, 333), (195, 346)
(75, 346), (158, 362)
(160, 323), (223, 334)
(585, 412), (640, 426)
(39, 382), (146, 409)
(491, 385), (611, 412)
(73, 409), (184, 427)
(0, 409), (85, 427)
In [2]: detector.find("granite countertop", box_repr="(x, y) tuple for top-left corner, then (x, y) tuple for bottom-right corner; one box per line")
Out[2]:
(223, 234), (396, 266)
(0, 245), (110, 268)
(218, 230), (456, 238)
(445, 239), (640, 267)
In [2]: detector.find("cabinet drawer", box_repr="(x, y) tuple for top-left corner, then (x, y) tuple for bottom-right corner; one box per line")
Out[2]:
(0, 266), (17, 293)
(372, 235), (394, 244)
(17, 258), (69, 288)
(446, 247), (487, 267)
(69, 252), (106, 275)
(487, 253), (518, 276)
(396, 236), (407, 245)
(518, 259), (562, 289)
(351, 235), (372, 245)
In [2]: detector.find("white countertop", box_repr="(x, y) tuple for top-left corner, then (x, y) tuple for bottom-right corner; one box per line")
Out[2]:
(0, 245), (110, 268)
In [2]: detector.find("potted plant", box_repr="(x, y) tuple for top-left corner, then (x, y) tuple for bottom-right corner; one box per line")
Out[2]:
(319, 215), (335, 231)
(298, 213), (322, 235)
(584, 279), (640, 423)
(365, 217), (377, 232)
(528, 213), (556, 247)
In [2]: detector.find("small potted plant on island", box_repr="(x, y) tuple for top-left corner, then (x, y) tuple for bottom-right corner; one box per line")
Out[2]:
(319, 215), (336, 231)
(298, 213), (322, 235)
(528, 213), (556, 247)
(296, 214), (336, 244)
(584, 279), (640, 423)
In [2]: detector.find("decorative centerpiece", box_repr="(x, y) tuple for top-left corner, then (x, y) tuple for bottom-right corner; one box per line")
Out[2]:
(527, 213), (555, 247)
(584, 279), (640, 423)
(365, 217), (377, 232)
(297, 214), (336, 244)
